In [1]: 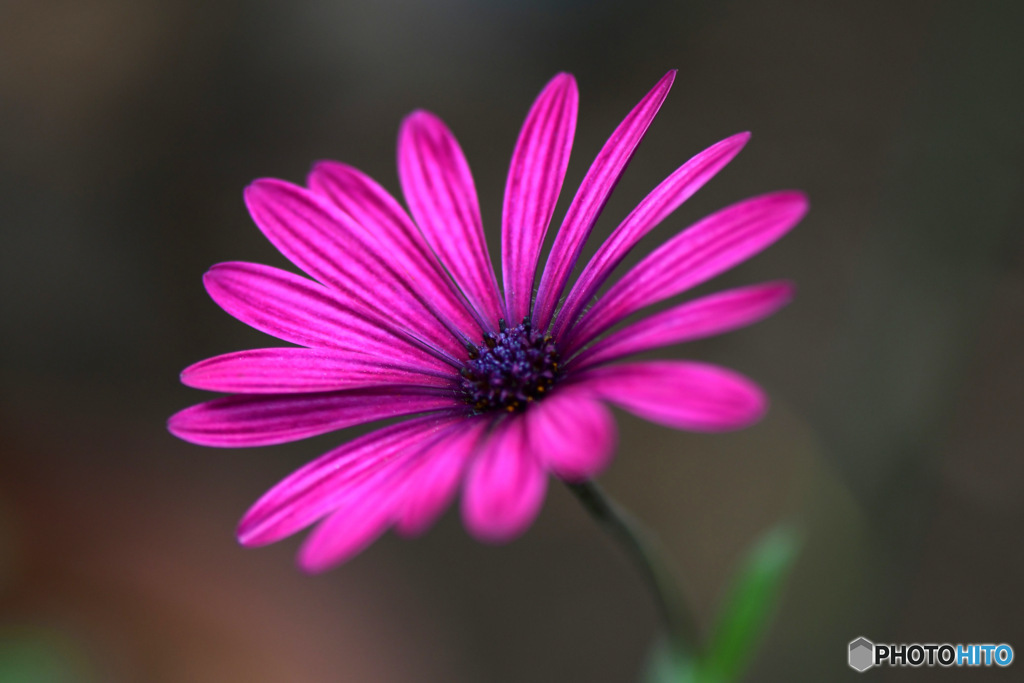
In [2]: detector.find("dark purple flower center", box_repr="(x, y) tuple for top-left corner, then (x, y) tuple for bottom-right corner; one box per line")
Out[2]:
(459, 319), (560, 413)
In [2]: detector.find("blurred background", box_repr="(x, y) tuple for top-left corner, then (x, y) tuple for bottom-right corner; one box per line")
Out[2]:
(1, 0), (1021, 680)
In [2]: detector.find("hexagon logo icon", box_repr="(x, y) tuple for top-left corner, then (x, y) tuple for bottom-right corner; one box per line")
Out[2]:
(849, 637), (874, 672)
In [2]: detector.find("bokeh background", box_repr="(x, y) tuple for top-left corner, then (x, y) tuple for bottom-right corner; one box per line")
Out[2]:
(2, 0), (1022, 681)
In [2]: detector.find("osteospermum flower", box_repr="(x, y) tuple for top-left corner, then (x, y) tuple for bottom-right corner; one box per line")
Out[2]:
(169, 71), (807, 572)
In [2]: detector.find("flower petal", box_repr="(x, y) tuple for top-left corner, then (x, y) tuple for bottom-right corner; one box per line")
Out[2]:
(167, 389), (460, 447)
(307, 162), (485, 336)
(244, 179), (466, 359)
(297, 490), (397, 572)
(297, 417), (489, 571)
(573, 361), (767, 431)
(525, 389), (616, 482)
(203, 262), (449, 372)
(181, 347), (452, 394)
(566, 192), (807, 353)
(532, 71), (675, 331)
(398, 110), (503, 327)
(502, 73), (578, 323)
(462, 417), (547, 543)
(571, 282), (795, 371)
(393, 417), (490, 537)
(238, 415), (462, 547)
(553, 133), (752, 341)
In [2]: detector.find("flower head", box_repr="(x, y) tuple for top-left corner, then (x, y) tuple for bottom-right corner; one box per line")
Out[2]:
(169, 71), (807, 571)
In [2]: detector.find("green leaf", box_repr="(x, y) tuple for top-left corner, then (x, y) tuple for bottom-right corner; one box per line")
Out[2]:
(0, 629), (93, 683)
(643, 638), (698, 683)
(697, 523), (800, 683)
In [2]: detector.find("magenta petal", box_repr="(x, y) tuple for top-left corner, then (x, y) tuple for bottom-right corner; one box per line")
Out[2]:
(393, 417), (490, 537)
(572, 281), (795, 371)
(167, 390), (460, 447)
(501, 73), (578, 323)
(297, 490), (397, 572)
(238, 415), (462, 546)
(554, 133), (752, 340)
(203, 262), (449, 372)
(526, 389), (616, 482)
(397, 111), (503, 327)
(296, 420), (491, 570)
(567, 191), (807, 352)
(574, 361), (767, 431)
(532, 71), (675, 331)
(244, 179), (465, 358)
(462, 417), (547, 543)
(181, 347), (451, 394)
(307, 162), (484, 337)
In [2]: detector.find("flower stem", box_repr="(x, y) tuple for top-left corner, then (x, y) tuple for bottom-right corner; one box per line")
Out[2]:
(566, 480), (702, 662)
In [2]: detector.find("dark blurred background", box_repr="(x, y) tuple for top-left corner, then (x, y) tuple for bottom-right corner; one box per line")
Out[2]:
(1, 0), (1022, 681)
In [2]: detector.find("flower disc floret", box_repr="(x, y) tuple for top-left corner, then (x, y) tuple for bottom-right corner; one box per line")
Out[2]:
(459, 319), (560, 413)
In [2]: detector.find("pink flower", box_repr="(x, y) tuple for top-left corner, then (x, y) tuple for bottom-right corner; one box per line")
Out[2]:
(169, 71), (807, 572)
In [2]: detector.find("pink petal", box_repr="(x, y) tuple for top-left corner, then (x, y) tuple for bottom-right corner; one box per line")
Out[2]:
(238, 415), (462, 547)
(307, 162), (485, 336)
(298, 489), (397, 572)
(566, 192), (807, 353)
(571, 282), (795, 371)
(203, 262), (450, 372)
(397, 110), (503, 327)
(501, 73), (578, 323)
(297, 418), (491, 571)
(244, 179), (466, 359)
(532, 71), (676, 331)
(572, 361), (767, 431)
(393, 417), (490, 537)
(553, 133), (752, 341)
(525, 389), (616, 482)
(181, 347), (452, 394)
(167, 389), (460, 447)
(462, 417), (547, 543)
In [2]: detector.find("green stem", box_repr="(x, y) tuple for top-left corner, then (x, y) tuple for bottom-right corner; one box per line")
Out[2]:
(566, 480), (702, 662)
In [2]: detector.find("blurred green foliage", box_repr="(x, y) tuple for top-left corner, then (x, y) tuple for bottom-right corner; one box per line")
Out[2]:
(646, 524), (800, 683)
(0, 629), (94, 683)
